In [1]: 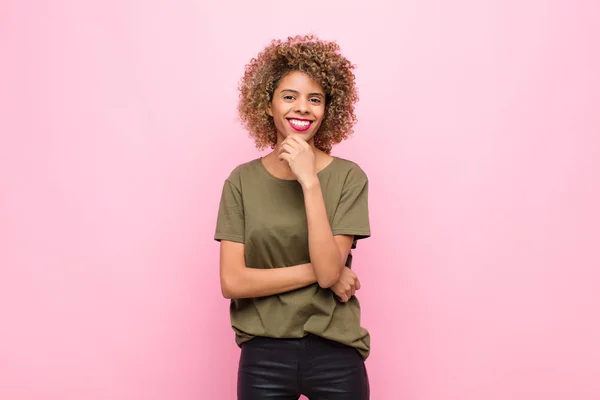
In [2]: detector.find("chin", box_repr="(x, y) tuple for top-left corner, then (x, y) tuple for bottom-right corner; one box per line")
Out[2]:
(293, 134), (316, 144)
(287, 129), (314, 139)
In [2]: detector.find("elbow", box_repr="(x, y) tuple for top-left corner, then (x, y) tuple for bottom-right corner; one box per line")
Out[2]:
(315, 255), (345, 289)
(317, 279), (337, 289)
(220, 276), (239, 299)
(221, 287), (234, 299)
(221, 285), (234, 299)
(317, 269), (342, 289)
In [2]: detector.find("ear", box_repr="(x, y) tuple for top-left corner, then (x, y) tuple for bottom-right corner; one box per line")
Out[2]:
(266, 102), (273, 117)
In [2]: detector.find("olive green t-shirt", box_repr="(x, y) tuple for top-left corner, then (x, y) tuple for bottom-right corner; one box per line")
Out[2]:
(214, 156), (372, 359)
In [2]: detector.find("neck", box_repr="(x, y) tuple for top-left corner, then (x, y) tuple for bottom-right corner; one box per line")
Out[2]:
(266, 149), (295, 179)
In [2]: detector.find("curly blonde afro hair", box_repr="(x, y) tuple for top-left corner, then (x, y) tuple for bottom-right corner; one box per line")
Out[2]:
(237, 35), (359, 154)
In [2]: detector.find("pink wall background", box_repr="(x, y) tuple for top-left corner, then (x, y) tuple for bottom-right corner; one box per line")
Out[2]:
(1, 0), (599, 399)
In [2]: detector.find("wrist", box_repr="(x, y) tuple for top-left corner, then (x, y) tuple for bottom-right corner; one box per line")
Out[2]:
(300, 176), (321, 191)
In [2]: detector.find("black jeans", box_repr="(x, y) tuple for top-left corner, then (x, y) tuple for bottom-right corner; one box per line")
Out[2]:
(237, 334), (370, 400)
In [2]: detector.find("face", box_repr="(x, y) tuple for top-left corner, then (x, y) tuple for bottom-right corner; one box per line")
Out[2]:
(267, 70), (326, 146)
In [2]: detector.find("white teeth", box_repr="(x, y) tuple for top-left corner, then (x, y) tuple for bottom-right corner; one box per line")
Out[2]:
(289, 119), (310, 127)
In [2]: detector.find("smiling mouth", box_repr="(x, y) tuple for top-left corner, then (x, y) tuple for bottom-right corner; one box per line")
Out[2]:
(287, 118), (312, 132)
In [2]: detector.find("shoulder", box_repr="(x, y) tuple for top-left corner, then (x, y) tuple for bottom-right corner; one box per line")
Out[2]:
(330, 156), (368, 186)
(224, 158), (262, 186)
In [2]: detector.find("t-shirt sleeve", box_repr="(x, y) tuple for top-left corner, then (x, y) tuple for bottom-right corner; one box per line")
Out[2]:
(331, 176), (371, 246)
(214, 177), (245, 243)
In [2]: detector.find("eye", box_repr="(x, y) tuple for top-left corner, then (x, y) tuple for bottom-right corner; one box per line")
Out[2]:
(310, 97), (322, 104)
(283, 95), (295, 101)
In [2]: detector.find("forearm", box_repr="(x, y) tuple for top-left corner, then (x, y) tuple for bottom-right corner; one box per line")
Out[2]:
(223, 263), (317, 299)
(302, 180), (344, 288)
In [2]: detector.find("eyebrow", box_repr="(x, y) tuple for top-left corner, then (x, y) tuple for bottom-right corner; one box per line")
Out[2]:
(280, 89), (325, 97)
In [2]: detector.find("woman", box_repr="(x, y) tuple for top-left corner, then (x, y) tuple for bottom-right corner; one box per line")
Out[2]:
(214, 35), (371, 399)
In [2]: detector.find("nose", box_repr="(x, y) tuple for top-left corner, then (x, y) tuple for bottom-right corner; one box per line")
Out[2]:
(294, 97), (310, 114)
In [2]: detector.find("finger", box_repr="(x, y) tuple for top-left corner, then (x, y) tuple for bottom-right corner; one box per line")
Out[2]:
(292, 134), (308, 144)
(297, 139), (310, 152)
(283, 136), (300, 148)
(280, 143), (295, 155)
(279, 152), (291, 162)
(288, 135), (307, 147)
(299, 136), (310, 148)
(355, 278), (361, 290)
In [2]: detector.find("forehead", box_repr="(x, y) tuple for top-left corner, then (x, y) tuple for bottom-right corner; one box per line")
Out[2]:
(276, 71), (324, 93)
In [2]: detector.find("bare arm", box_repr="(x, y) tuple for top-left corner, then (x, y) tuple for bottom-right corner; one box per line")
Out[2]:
(219, 240), (318, 299)
(278, 136), (358, 288)
(302, 180), (356, 288)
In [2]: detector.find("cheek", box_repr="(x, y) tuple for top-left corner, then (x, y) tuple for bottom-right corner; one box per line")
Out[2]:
(273, 103), (290, 117)
(316, 107), (326, 122)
